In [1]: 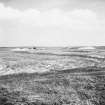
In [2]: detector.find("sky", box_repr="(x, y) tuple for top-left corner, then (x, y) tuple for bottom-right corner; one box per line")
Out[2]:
(0, 0), (105, 46)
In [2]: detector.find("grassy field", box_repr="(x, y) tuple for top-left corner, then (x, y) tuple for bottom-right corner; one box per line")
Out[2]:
(0, 47), (105, 105)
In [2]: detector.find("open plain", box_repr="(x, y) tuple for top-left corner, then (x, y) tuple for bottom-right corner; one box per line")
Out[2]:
(0, 46), (105, 105)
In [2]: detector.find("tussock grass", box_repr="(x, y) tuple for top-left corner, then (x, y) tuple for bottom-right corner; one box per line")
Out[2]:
(0, 68), (105, 105)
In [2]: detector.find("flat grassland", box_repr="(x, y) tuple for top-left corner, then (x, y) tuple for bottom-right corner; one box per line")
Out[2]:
(0, 47), (105, 105)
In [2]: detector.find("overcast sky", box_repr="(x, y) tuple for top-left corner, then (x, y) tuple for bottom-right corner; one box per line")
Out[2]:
(0, 0), (105, 46)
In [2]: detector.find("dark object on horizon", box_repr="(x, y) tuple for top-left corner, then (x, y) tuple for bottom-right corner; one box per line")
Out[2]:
(33, 47), (36, 49)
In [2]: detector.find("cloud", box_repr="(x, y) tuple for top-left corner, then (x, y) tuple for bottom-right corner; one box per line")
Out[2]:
(0, 3), (21, 19)
(0, 3), (105, 46)
(0, 3), (98, 27)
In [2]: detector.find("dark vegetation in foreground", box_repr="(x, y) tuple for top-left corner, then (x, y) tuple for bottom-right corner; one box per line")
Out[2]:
(0, 67), (105, 105)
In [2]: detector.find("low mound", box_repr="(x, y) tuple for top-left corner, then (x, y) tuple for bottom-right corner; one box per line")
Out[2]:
(78, 46), (95, 50)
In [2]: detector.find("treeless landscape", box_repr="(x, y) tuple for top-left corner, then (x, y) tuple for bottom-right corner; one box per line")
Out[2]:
(0, 46), (105, 105)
